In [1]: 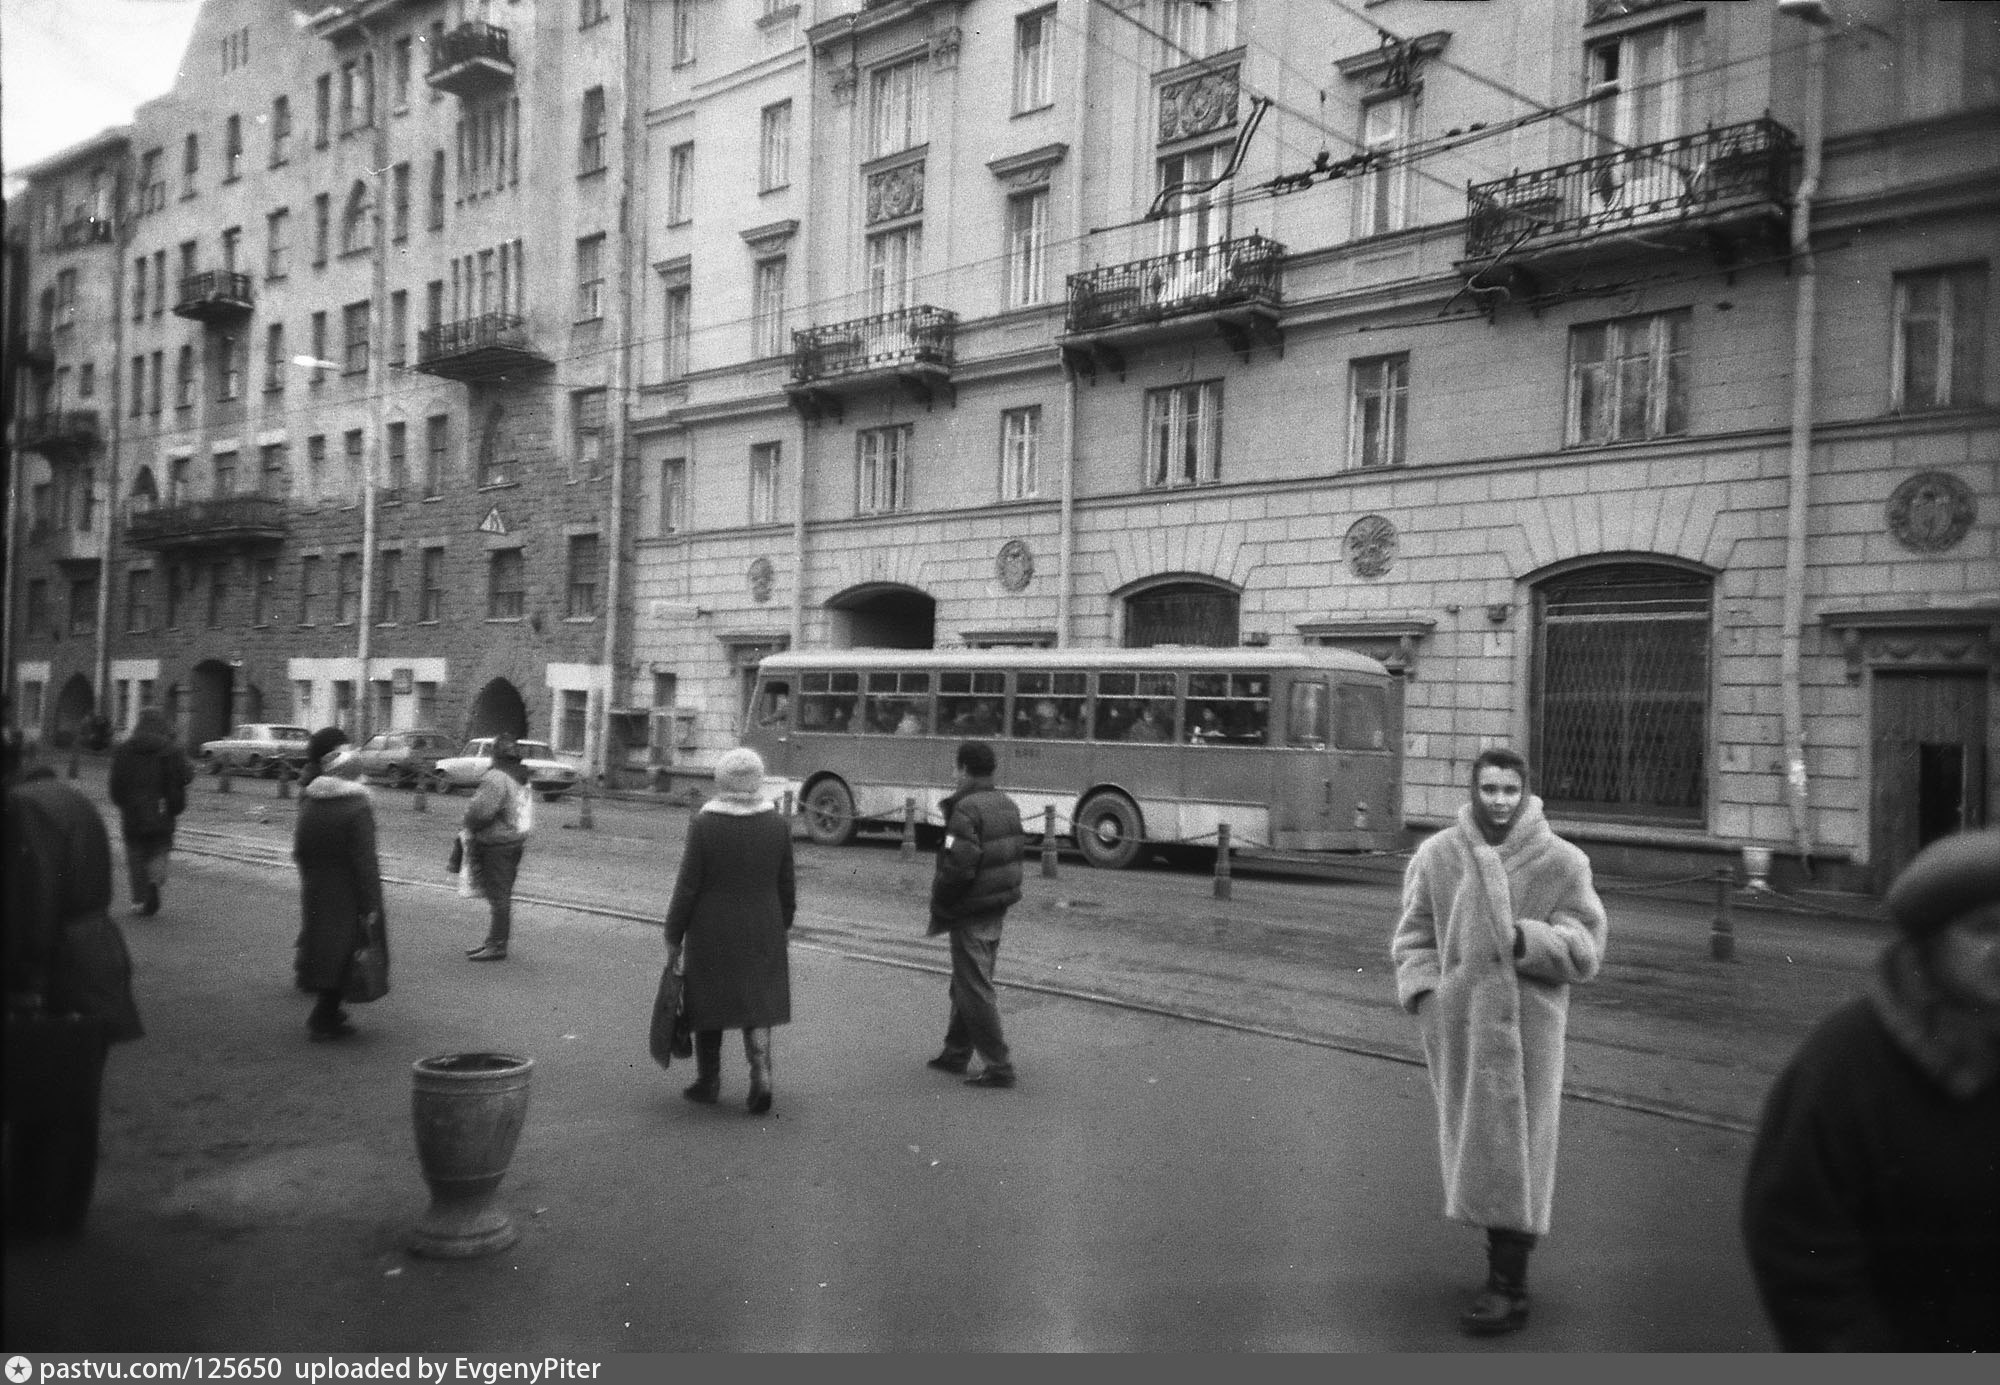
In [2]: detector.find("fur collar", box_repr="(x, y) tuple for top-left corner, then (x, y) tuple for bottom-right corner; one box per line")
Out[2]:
(701, 796), (774, 816)
(305, 774), (371, 801)
(1454, 794), (1552, 860)
(1870, 937), (2000, 1100)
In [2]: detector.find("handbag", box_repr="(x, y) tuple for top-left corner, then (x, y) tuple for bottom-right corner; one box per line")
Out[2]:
(343, 912), (390, 1004)
(649, 964), (693, 1068)
(446, 834), (464, 875)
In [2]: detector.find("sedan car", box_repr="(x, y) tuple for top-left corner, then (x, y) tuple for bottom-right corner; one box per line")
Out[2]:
(433, 737), (584, 799)
(354, 729), (458, 788)
(198, 723), (315, 777)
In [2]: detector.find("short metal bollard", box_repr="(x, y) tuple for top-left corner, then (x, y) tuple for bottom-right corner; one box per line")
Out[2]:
(1710, 866), (1736, 962)
(277, 763), (292, 800)
(1041, 805), (1059, 879)
(217, 762), (233, 794)
(411, 770), (426, 811)
(577, 779), (595, 830)
(1214, 823), (1233, 901)
(901, 797), (917, 862)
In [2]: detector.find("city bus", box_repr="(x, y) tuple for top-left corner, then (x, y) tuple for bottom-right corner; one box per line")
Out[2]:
(741, 647), (1402, 868)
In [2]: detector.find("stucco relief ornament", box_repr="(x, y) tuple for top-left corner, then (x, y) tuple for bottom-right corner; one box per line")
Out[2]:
(996, 539), (1035, 593)
(866, 163), (924, 225)
(828, 62), (859, 106)
(1158, 68), (1240, 144)
(747, 557), (775, 604)
(929, 26), (962, 69)
(1344, 515), (1398, 579)
(1885, 469), (1976, 553)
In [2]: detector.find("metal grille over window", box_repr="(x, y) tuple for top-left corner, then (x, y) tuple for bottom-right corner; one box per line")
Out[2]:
(1186, 673), (1269, 744)
(1533, 565), (1710, 822)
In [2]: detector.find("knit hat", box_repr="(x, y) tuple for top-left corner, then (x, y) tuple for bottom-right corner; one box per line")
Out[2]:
(713, 746), (766, 799)
(1885, 828), (2000, 938)
(304, 726), (350, 767)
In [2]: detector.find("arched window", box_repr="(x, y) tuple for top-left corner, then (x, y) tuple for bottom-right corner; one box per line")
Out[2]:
(1123, 579), (1240, 648)
(341, 180), (374, 255)
(1530, 561), (1713, 823)
(130, 466), (159, 513)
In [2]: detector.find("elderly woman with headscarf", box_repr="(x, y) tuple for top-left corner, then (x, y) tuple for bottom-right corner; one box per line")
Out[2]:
(1742, 827), (2000, 1352)
(292, 741), (386, 1041)
(1391, 746), (1609, 1336)
(462, 732), (532, 962)
(106, 708), (191, 917)
(664, 747), (796, 1115)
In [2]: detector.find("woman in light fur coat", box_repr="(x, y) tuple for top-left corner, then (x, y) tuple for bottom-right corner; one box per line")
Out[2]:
(1392, 747), (1608, 1336)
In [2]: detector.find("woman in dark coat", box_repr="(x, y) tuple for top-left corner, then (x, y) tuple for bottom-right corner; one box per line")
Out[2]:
(106, 708), (190, 916)
(291, 743), (386, 1041)
(664, 746), (795, 1114)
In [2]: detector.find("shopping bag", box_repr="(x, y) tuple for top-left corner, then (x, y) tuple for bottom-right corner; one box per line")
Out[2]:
(343, 912), (390, 1004)
(455, 831), (475, 899)
(446, 834), (464, 875)
(649, 965), (692, 1068)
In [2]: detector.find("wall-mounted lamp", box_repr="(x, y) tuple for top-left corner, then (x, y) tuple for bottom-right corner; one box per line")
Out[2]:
(1485, 602), (1513, 626)
(1242, 630), (1270, 647)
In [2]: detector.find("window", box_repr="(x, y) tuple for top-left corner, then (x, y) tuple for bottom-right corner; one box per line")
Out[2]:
(263, 324), (286, 392)
(1004, 188), (1049, 308)
(428, 150), (446, 229)
(182, 133), (199, 198)
(391, 163), (411, 241)
(420, 547), (445, 622)
(388, 290), (408, 368)
(376, 549), (402, 623)
(213, 450), (239, 496)
(343, 301), (371, 375)
(581, 0), (608, 29)
(266, 208), (290, 279)
(752, 256), (788, 358)
(165, 562), (188, 627)
(217, 334), (243, 401)
(309, 312), (328, 384)
(176, 347), (196, 409)
(1355, 94), (1413, 238)
(314, 73), (331, 148)
(26, 581), (50, 637)
(1014, 8), (1056, 113)
(313, 193), (331, 265)
(140, 149), (165, 213)
(149, 352), (164, 414)
(487, 549), (526, 620)
(663, 284), (691, 380)
(1349, 354), (1408, 469)
(133, 258), (148, 319)
(221, 225), (243, 274)
(576, 235), (606, 320)
(392, 36), (412, 110)
(252, 557), (277, 626)
(130, 354), (146, 416)
(565, 534), (601, 618)
(1144, 381), (1222, 488)
(659, 457), (687, 535)
(298, 555), (323, 624)
(153, 250), (167, 315)
(1000, 406), (1041, 500)
(341, 181), (374, 255)
(1589, 19), (1706, 159)
(866, 226), (920, 316)
(667, 143), (694, 224)
(1161, 0), (1236, 63)
(749, 442), (781, 524)
(477, 409), (515, 488)
(579, 87), (607, 175)
(1156, 145), (1228, 265)
(1533, 563), (1711, 823)
(1892, 264), (1987, 411)
(758, 101), (791, 192)
(69, 577), (100, 637)
(269, 97), (292, 166)
(555, 690), (589, 756)
(857, 425), (913, 515)
(385, 421), (408, 499)
(125, 570), (155, 633)
(425, 414), (449, 496)
(870, 56), (928, 159)
(224, 114), (243, 181)
(340, 56), (376, 133)
(205, 561), (230, 629)
(259, 443), (286, 496)
(1567, 309), (1690, 445)
(336, 552), (361, 623)
(306, 434), (329, 502)
(342, 430), (364, 501)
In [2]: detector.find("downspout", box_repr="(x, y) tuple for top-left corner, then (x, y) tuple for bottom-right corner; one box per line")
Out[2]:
(97, 160), (131, 726)
(1058, 370), (1075, 648)
(1779, 27), (1826, 871)
(600, 0), (645, 786)
(357, 28), (390, 742)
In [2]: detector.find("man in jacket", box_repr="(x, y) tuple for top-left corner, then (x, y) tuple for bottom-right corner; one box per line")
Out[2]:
(106, 708), (190, 916)
(926, 740), (1026, 1089)
(462, 732), (532, 962)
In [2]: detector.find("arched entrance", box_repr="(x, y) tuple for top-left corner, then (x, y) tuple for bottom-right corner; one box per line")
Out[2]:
(469, 679), (529, 740)
(825, 583), (936, 649)
(52, 674), (95, 747)
(190, 660), (237, 746)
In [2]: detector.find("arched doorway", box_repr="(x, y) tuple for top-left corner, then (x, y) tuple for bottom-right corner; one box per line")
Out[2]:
(190, 660), (236, 746)
(1122, 577), (1240, 647)
(469, 679), (529, 740)
(52, 674), (95, 747)
(826, 583), (935, 649)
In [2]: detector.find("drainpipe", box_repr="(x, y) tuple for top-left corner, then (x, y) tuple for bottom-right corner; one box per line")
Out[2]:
(96, 165), (131, 730)
(1778, 22), (1826, 871)
(357, 28), (391, 743)
(1057, 370), (1076, 648)
(599, 0), (645, 786)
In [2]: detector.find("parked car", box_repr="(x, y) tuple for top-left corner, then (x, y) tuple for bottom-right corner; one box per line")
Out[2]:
(355, 729), (458, 788)
(198, 723), (315, 777)
(434, 737), (583, 799)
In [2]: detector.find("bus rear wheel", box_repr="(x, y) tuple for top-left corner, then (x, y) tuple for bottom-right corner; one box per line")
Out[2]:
(803, 779), (857, 847)
(1075, 792), (1144, 870)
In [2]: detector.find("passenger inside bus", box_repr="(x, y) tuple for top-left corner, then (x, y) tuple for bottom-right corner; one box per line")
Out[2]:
(948, 699), (1003, 736)
(894, 703), (927, 736)
(756, 687), (791, 727)
(1124, 700), (1176, 743)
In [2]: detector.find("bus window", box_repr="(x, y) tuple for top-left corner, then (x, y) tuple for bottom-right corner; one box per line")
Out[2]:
(798, 670), (859, 732)
(1014, 671), (1087, 740)
(938, 671), (1006, 737)
(754, 681), (792, 729)
(1286, 680), (1328, 747)
(1334, 683), (1389, 750)
(864, 671), (932, 735)
(1187, 672), (1270, 745)
(1095, 671), (1178, 742)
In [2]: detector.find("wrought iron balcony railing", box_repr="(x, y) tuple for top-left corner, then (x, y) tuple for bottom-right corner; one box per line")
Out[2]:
(126, 495), (289, 550)
(1064, 235), (1284, 335)
(414, 312), (550, 381)
(1465, 117), (1797, 262)
(17, 409), (100, 453)
(427, 21), (514, 96)
(57, 217), (116, 249)
(173, 269), (255, 322)
(790, 305), (958, 384)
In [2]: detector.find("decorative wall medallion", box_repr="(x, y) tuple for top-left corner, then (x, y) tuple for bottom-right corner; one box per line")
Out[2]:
(1158, 66), (1240, 145)
(996, 539), (1035, 593)
(1886, 469), (1976, 553)
(865, 162), (925, 225)
(1343, 515), (1398, 579)
(929, 26), (962, 69)
(748, 557), (775, 604)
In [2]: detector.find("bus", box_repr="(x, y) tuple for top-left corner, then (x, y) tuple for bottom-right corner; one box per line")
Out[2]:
(741, 647), (1402, 868)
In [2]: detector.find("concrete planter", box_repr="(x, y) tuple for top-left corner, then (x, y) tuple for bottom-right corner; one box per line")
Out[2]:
(408, 1052), (534, 1258)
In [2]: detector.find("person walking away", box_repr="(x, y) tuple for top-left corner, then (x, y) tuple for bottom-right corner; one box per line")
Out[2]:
(1741, 826), (2000, 1351)
(664, 747), (795, 1114)
(106, 708), (190, 917)
(926, 740), (1027, 1089)
(4, 729), (145, 1235)
(1391, 746), (1608, 1336)
(298, 726), (350, 789)
(291, 745), (387, 1041)
(463, 732), (532, 962)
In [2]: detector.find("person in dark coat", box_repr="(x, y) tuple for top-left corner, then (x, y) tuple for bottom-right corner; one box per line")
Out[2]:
(5, 728), (144, 1235)
(926, 740), (1027, 1089)
(1741, 826), (2000, 1352)
(463, 732), (532, 962)
(298, 726), (349, 788)
(664, 746), (795, 1114)
(291, 744), (386, 1041)
(106, 707), (190, 917)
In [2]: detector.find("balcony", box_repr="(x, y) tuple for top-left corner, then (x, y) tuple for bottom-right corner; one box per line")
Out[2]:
(16, 409), (100, 456)
(126, 495), (289, 552)
(787, 305), (958, 420)
(1462, 117), (1798, 270)
(1061, 235), (1285, 377)
(414, 313), (551, 382)
(427, 22), (514, 97)
(31, 522), (104, 566)
(173, 270), (255, 324)
(57, 216), (116, 249)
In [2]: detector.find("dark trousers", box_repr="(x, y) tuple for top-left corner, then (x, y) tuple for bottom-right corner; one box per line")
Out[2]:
(471, 841), (525, 946)
(941, 923), (1012, 1076)
(122, 835), (169, 908)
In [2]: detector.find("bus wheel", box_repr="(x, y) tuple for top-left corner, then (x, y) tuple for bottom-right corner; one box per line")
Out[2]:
(803, 779), (857, 847)
(1075, 792), (1144, 870)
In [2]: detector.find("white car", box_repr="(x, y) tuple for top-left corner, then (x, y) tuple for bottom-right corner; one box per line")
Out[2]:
(433, 737), (583, 799)
(198, 723), (315, 777)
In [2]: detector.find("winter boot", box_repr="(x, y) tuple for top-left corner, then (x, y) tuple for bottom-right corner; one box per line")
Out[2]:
(682, 1030), (722, 1105)
(1459, 1229), (1533, 1336)
(744, 1027), (773, 1115)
